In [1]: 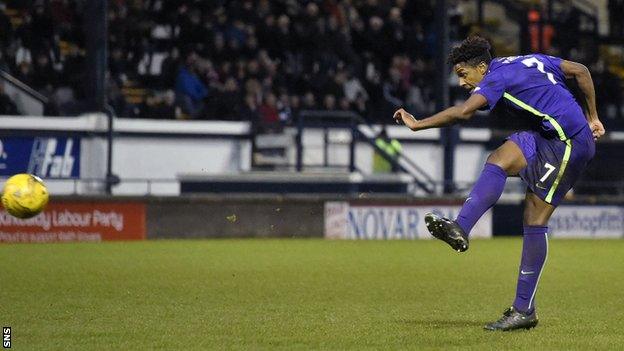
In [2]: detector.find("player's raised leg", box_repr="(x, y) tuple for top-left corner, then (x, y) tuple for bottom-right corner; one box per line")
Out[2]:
(456, 140), (528, 233)
(485, 191), (555, 331)
(426, 140), (527, 251)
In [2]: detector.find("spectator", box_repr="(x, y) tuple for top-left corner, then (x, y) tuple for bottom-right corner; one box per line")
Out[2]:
(62, 44), (85, 96)
(323, 94), (337, 110)
(258, 92), (280, 132)
(338, 97), (351, 111)
(0, 4), (13, 52)
(0, 51), (10, 72)
(143, 90), (177, 119)
(109, 47), (128, 83)
(592, 59), (623, 123)
(15, 40), (32, 67)
(364, 16), (392, 66)
(0, 83), (19, 115)
(15, 62), (34, 87)
(30, 3), (55, 52)
(160, 47), (181, 88)
(302, 91), (318, 110)
(31, 52), (57, 92)
(0, 0), (614, 124)
(609, 0), (624, 37)
(277, 93), (293, 125)
(241, 93), (260, 123)
(208, 77), (241, 120)
(344, 70), (368, 103)
(178, 9), (209, 46)
(174, 52), (208, 119)
(289, 95), (301, 117)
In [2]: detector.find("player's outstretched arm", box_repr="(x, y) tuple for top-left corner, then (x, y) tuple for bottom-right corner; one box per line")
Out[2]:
(560, 60), (605, 139)
(393, 94), (487, 131)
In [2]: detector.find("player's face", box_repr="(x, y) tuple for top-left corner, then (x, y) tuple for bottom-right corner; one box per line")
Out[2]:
(454, 62), (488, 92)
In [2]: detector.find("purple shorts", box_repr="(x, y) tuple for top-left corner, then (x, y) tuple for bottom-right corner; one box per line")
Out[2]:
(507, 125), (595, 206)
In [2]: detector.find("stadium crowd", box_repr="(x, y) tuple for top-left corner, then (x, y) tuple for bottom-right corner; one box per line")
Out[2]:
(0, 0), (622, 129)
(0, 0), (445, 127)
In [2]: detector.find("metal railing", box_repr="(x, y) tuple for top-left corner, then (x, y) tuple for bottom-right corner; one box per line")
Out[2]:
(296, 110), (358, 172)
(295, 110), (437, 194)
(0, 70), (48, 116)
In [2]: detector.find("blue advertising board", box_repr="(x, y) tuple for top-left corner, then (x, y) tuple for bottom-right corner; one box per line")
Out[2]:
(0, 137), (80, 178)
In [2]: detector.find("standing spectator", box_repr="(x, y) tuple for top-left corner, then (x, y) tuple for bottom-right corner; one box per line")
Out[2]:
(274, 15), (294, 61)
(277, 92), (293, 125)
(15, 39), (32, 67)
(159, 47), (181, 88)
(257, 15), (279, 58)
(0, 4), (13, 53)
(30, 3), (55, 52)
(209, 77), (241, 120)
(31, 53), (57, 92)
(0, 83), (19, 115)
(0, 51), (10, 72)
(15, 62), (34, 87)
(609, 0), (624, 37)
(109, 47), (128, 83)
(209, 32), (229, 65)
(241, 93), (260, 123)
(174, 52), (208, 118)
(178, 9), (209, 46)
(258, 92), (280, 132)
(364, 16), (392, 66)
(62, 44), (85, 99)
(344, 69), (368, 103)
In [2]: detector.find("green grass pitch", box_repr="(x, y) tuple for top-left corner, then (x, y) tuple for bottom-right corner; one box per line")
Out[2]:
(1, 238), (623, 350)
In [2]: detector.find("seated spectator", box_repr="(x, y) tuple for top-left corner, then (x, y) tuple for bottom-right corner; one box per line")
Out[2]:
(302, 91), (318, 110)
(323, 94), (337, 111)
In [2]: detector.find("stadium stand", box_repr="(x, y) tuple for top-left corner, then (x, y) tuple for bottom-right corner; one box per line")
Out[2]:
(0, 0), (439, 123)
(0, 0), (621, 128)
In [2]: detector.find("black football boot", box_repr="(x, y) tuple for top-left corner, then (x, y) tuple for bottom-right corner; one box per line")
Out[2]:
(424, 212), (469, 252)
(484, 306), (539, 331)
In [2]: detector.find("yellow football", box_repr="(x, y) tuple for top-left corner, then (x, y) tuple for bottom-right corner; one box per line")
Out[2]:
(1, 174), (49, 219)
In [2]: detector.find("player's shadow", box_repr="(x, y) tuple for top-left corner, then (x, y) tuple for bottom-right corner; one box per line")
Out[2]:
(396, 318), (484, 327)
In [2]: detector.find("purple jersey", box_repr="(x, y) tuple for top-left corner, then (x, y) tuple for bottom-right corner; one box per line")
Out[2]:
(473, 54), (587, 140)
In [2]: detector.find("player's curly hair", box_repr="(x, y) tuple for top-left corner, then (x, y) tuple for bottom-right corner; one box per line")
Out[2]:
(448, 36), (492, 66)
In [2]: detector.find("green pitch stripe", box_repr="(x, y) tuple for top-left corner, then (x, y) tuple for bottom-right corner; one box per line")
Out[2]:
(502, 92), (572, 203)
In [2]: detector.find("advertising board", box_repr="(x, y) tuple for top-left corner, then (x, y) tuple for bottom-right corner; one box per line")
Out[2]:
(325, 201), (492, 239)
(0, 202), (145, 243)
(0, 137), (80, 178)
(548, 205), (624, 238)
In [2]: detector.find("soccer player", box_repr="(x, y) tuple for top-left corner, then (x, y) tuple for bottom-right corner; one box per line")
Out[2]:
(393, 36), (605, 331)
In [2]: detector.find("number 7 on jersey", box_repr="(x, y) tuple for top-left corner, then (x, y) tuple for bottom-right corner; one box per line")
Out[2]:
(522, 57), (557, 85)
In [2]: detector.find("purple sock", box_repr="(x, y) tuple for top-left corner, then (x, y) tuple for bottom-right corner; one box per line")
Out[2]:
(513, 225), (549, 314)
(456, 163), (507, 234)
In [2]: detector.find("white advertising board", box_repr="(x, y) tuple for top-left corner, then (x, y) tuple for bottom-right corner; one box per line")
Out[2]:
(325, 202), (492, 239)
(548, 205), (624, 238)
